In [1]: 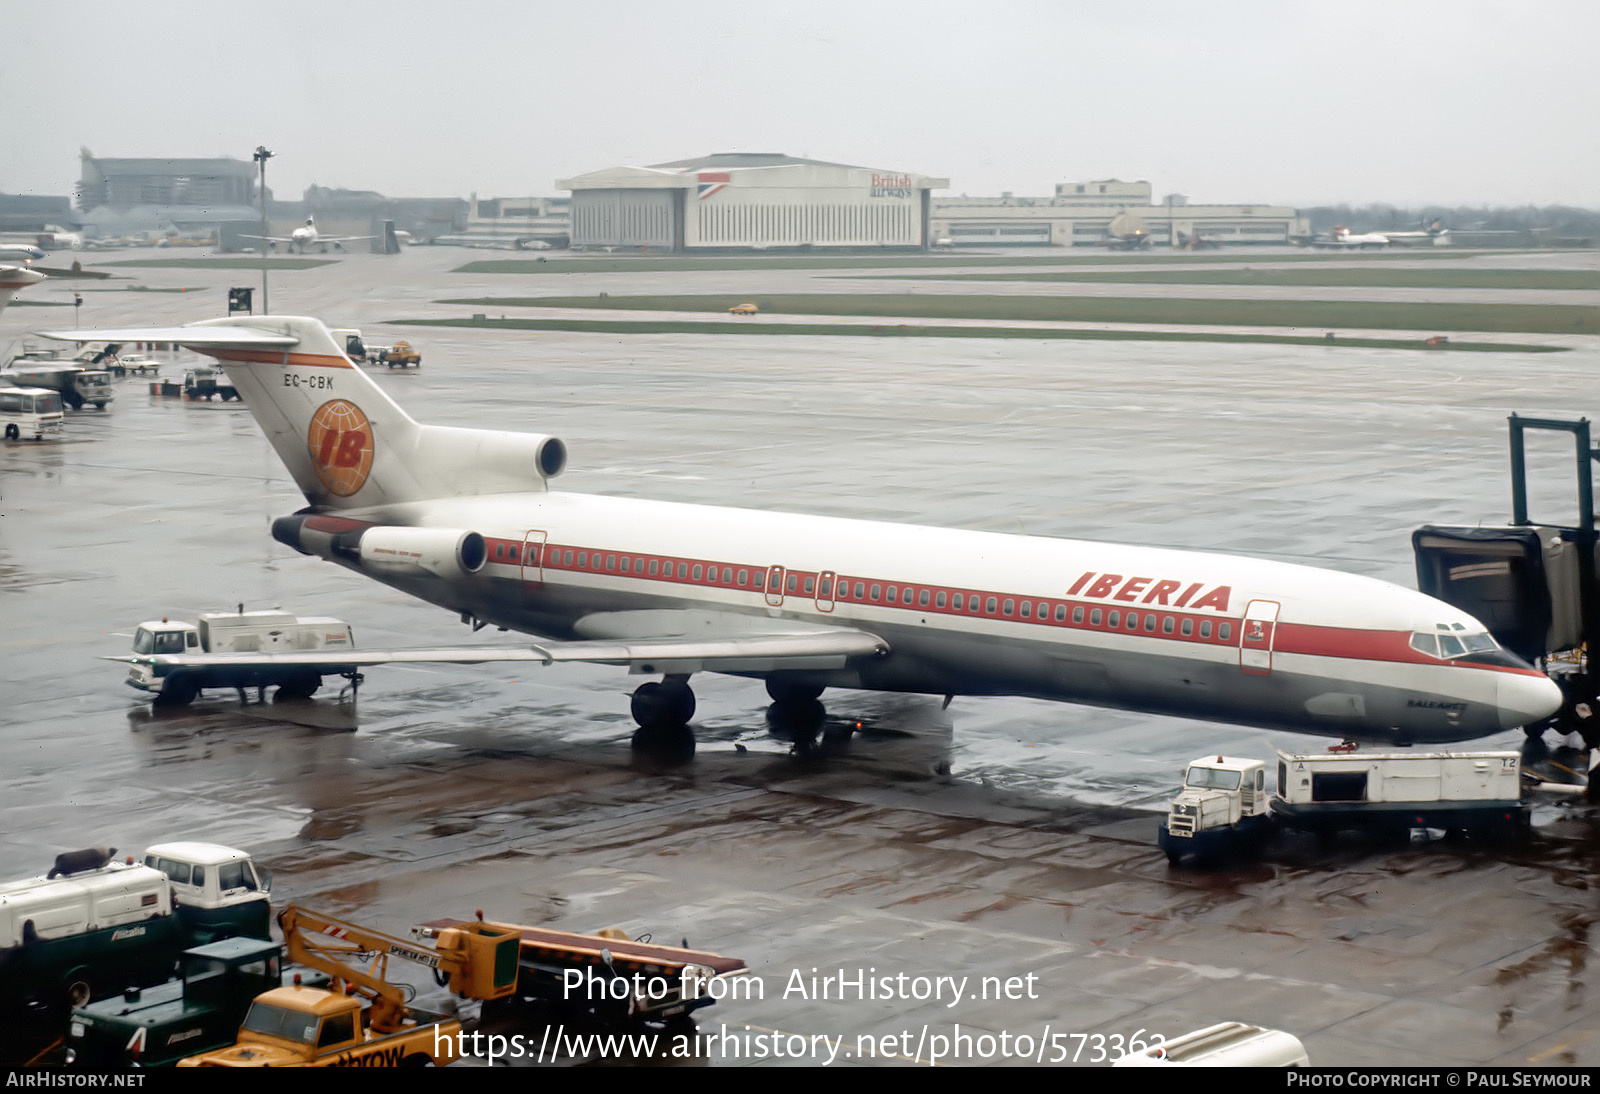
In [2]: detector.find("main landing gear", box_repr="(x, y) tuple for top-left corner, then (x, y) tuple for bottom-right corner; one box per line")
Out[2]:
(627, 675), (833, 739)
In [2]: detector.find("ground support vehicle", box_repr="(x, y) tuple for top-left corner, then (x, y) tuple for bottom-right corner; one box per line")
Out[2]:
(0, 842), (268, 1063)
(65, 937), (325, 1068)
(377, 340), (420, 368)
(140, 842), (273, 943)
(1, 364), (113, 410)
(108, 354), (164, 377)
(122, 610), (357, 706)
(1160, 749), (1532, 864)
(1113, 1022), (1308, 1066)
(177, 905), (520, 1067)
(417, 916), (748, 1028)
(328, 328), (366, 362)
(1, 856), (183, 1024)
(1271, 748), (1529, 838)
(1158, 756), (1271, 865)
(182, 366), (239, 401)
(0, 385), (65, 441)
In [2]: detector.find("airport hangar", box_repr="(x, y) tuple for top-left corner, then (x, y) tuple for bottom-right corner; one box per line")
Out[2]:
(931, 178), (1311, 247)
(557, 152), (949, 252)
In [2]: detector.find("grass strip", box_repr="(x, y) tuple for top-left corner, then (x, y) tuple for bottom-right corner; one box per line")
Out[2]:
(393, 315), (1564, 352)
(436, 293), (1597, 336)
(90, 258), (337, 270)
(451, 250), (1505, 275)
(849, 269), (1600, 290)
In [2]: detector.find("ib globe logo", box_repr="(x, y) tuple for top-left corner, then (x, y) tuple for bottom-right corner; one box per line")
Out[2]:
(307, 399), (374, 496)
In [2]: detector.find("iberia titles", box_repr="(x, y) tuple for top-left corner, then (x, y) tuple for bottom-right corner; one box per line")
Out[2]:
(1066, 571), (1233, 612)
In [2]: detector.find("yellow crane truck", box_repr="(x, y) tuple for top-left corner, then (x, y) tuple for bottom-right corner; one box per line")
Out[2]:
(177, 905), (519, 1067)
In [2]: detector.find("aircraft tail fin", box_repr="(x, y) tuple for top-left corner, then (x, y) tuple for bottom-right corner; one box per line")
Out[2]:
(44, 316), (567, 509)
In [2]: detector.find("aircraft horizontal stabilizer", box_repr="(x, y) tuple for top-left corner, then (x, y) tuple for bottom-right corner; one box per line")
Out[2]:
(42, 327), (298, 348)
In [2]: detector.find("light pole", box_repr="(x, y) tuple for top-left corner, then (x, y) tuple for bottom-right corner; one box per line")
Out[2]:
(253, 146), (273, 314)
(73, 293), (82, 326)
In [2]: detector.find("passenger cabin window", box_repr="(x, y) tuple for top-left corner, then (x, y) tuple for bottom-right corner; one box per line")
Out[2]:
(919, 589), (929, 607)
(1090, 609), (1102, 626)
(1107, 610), (1119, 627)
(805, 577), (815, 594)
(1072, 606), (1084, 624)
(887, 587), (898, 604)
(1055, 604), (1066, 622)
(935, 592), (946, 608)
(1002, 599), (1013, 616)
(1219, 623), (1231, 641)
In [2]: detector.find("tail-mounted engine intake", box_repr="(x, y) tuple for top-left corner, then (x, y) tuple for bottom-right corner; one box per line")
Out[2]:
(413, 425), (568, 494)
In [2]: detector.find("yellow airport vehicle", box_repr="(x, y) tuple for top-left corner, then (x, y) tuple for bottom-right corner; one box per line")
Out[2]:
(177, 904), (518, 1067)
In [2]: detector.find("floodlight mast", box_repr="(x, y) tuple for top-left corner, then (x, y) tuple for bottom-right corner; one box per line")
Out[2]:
(253, 146), (273, 313)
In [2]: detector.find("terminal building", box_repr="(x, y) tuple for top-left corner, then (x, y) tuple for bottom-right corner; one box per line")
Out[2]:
(558, 153), (948, 252)
(932, 179), (1308, 247)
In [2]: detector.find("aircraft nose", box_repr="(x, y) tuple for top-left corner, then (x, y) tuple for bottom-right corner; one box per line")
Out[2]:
(1497, 672), (1563, 730)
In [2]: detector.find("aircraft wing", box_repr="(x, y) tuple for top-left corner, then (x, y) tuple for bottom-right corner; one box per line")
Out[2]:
(105, 619), (889, 675)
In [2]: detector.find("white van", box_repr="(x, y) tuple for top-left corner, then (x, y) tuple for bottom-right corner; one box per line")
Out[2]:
(0, 385), (66, 440)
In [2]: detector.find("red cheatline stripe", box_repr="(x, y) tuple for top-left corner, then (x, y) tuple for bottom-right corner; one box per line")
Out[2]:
(201, 348), (353, 368)
(304, 515), (377, 534)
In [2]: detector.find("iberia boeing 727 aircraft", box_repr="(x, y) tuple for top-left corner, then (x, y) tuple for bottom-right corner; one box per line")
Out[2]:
(47, 316), (1562, 743)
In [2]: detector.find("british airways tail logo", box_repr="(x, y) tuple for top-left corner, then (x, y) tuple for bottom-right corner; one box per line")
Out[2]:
(697, 173), (731, 200)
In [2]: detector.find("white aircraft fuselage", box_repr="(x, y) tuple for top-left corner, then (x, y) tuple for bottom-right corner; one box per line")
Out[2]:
(0, 264), (46, 314)
(44, 317), (1562, 743)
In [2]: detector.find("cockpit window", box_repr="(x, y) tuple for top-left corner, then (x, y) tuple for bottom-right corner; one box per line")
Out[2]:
(1412, 628), (1498, 660)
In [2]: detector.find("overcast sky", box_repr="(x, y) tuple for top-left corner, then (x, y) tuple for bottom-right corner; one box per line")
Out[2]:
(5, 0), (1596, 209)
